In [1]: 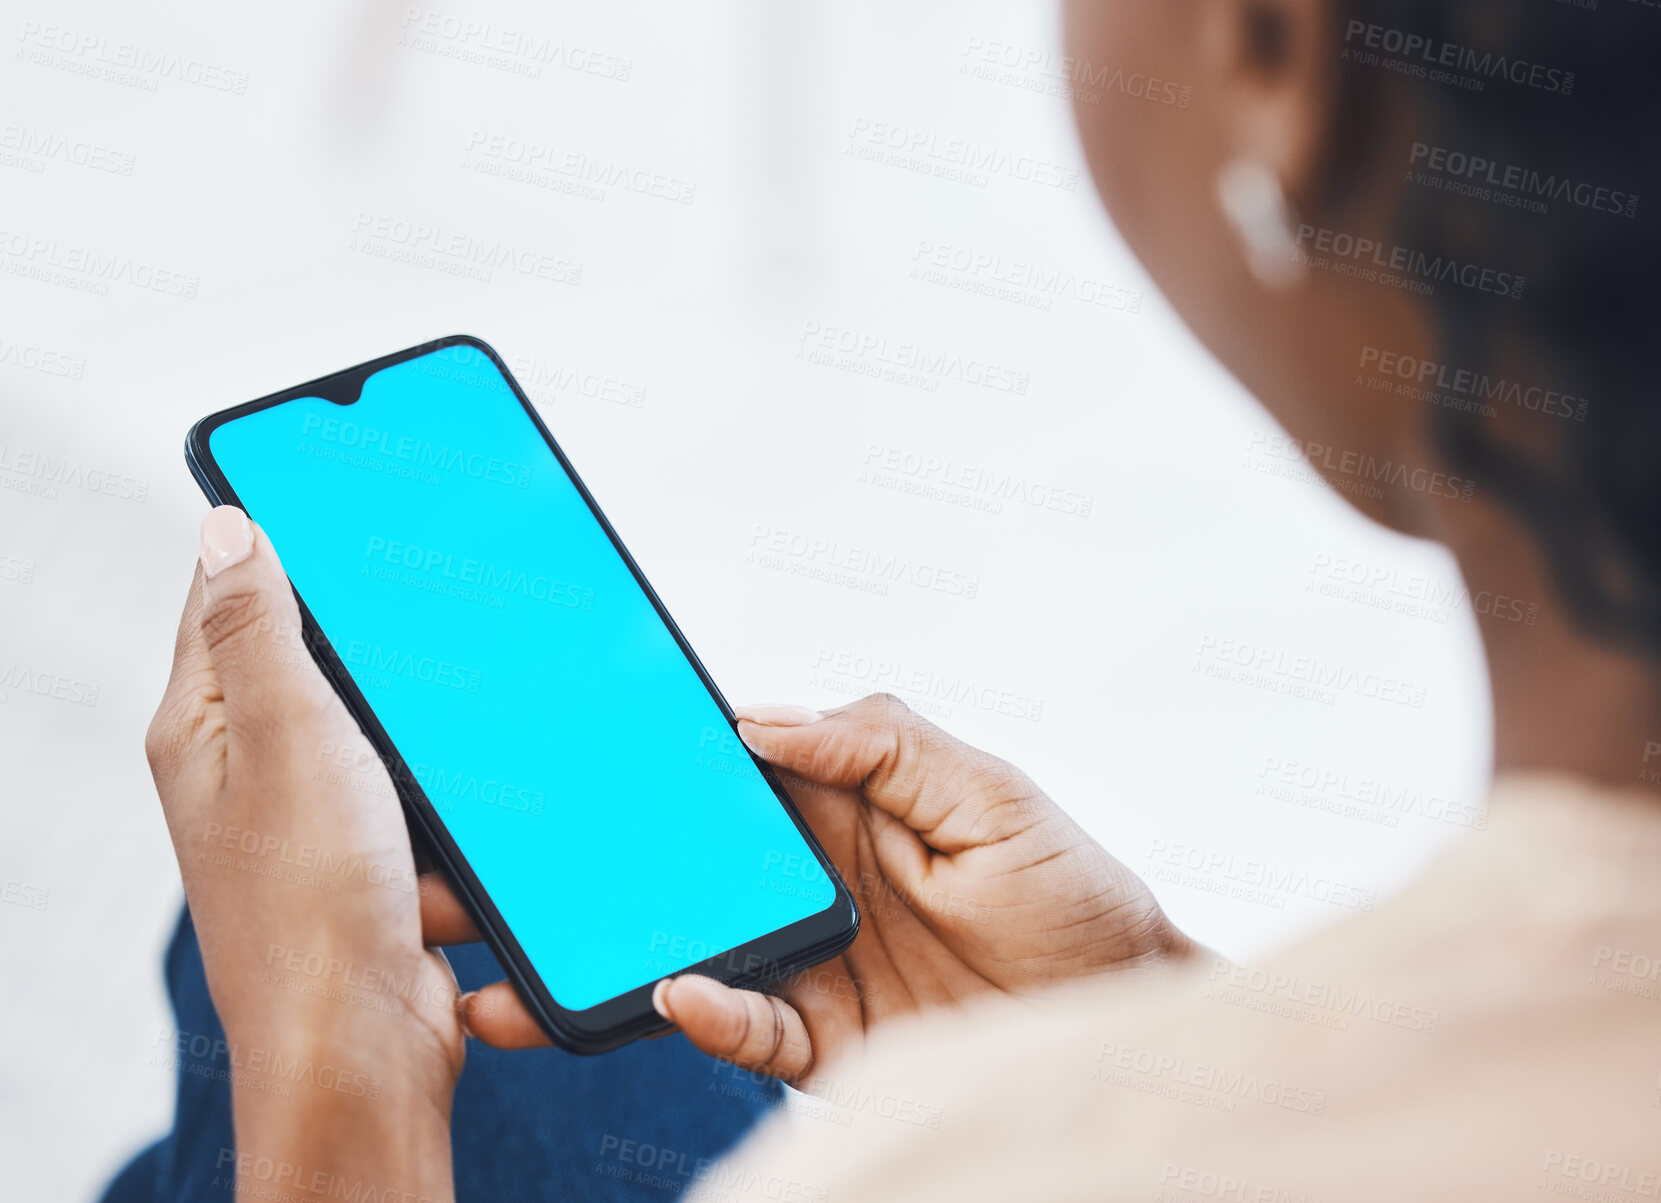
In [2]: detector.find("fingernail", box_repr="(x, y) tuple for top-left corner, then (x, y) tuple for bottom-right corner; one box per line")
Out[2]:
(651, 978), (675, 1022)
(199, 507), (253, 579)
(734, 704), (822, 726)
(458, 992), (478, 1039)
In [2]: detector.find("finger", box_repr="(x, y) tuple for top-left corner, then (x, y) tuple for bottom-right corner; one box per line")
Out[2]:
(734, 694), (1048, 853)
(459, 982), (554, 1050)
(418, 872), (483, 945)
(166, 565), (214, 700)
(145, 565), (221, 807)
(652, 974), (813, 1083)
(195, 506), (335, 760)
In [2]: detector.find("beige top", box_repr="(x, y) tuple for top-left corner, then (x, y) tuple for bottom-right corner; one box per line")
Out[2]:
(707, 775), (1661, 1202)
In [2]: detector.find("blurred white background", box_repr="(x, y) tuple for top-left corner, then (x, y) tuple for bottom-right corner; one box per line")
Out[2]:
(0, 1), (1490, 1198)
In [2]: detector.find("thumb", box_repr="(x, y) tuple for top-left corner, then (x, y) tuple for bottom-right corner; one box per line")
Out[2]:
(197, 506), (334, 756)
(652, 975), (814, 1084)
(733, 693), (1048, 854)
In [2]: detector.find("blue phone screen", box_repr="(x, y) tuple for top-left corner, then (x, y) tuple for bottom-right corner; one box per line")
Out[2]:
(208, 345), (835, 1011)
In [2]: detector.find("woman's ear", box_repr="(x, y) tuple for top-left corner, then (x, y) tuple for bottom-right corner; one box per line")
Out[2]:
(1065, 0), (1434, 535)
(1203, 0), (1335, 223)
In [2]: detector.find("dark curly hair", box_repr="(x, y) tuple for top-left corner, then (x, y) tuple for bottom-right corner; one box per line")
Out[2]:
(1330, 0), (1661, 653)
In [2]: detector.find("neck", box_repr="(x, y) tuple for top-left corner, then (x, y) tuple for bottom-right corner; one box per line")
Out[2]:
(1441, 495), (1661, 792)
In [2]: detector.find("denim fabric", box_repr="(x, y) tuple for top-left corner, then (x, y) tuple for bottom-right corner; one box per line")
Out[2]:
(101, 908), (780, 1202)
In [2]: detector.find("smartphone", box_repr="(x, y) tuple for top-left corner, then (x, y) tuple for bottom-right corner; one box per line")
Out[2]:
(184, 335), (858, 1053)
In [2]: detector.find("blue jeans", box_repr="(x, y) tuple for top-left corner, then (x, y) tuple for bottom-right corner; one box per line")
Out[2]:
(102, 908), (780, 1202)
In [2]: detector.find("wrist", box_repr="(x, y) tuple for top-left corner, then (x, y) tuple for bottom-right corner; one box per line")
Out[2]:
(225, 1021), (460, 1203)
(217, 940), (468, 1095)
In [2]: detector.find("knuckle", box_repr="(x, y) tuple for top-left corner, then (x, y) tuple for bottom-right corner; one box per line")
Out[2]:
(144, 691), (219, 779)
(874, 692), (946, 754)
(892, 710), (930, 778)
(965, 770), (1051, 842)
(286, 676), (340, 728)
(972, 752), (1038, 800)
(762, 995), (788, 1062)
(141, 712), (168, 775)
(200, 584), (271, 651)
(862, 692), (913, 723)
(712, 990), (755, 1058)
(729, 993), (779, 1064)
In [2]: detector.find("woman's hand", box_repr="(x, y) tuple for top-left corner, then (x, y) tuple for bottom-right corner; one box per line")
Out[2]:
(459, 693), (1195, 1089)
(151, 506), (1192, 1175)
(147, 508), (467, 1200)
(661, 696), (1196, 1085)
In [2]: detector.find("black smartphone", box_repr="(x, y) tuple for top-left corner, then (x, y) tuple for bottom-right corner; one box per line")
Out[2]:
(184, 335), (858, 1053)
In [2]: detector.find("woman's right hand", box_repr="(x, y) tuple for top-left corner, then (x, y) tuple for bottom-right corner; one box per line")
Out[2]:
(462, 693), (1195, 1088)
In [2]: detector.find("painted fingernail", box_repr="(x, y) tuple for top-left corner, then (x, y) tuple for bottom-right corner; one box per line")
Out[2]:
(651, 978), (675, 1022)
(734, 704), (823, 726)
(199, 507), (253, 579)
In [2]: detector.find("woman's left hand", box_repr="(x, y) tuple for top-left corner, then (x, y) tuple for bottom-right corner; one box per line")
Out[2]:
(146, 507), (469, 1199)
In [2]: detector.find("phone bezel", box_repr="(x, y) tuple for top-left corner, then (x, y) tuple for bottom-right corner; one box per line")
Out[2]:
(183, 333), (859, 1054)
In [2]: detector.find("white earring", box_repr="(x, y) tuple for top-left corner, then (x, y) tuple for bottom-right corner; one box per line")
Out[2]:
(1216, 158), (1307, 292)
